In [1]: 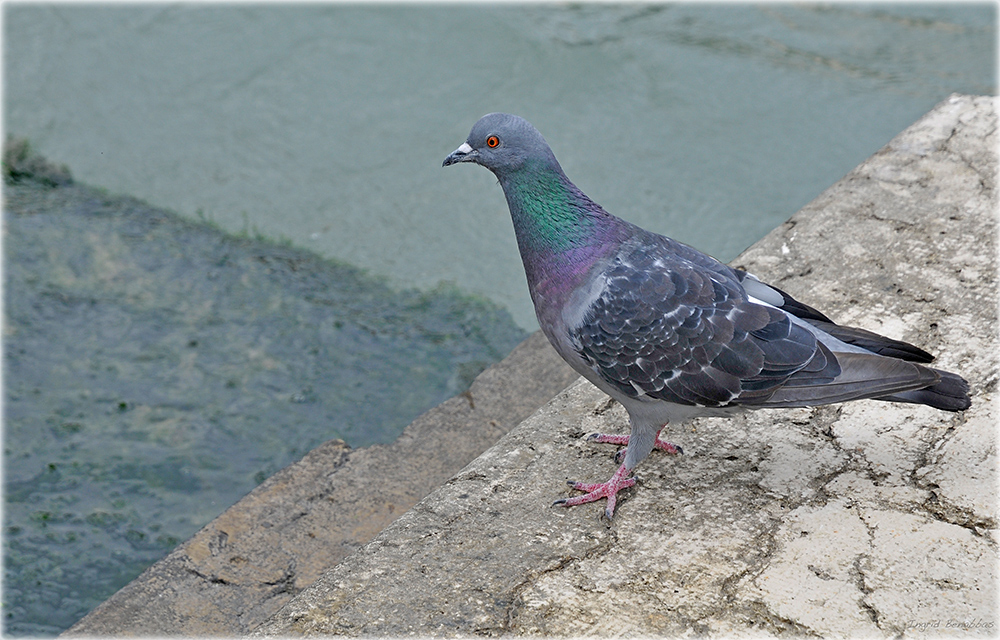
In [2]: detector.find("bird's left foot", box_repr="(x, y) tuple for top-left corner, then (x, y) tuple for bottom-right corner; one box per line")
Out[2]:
(587, 431), (683, 456)
(553, 463), (635, 519)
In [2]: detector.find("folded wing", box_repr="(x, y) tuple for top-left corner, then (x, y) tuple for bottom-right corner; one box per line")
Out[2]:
(571, 238), (970, 412)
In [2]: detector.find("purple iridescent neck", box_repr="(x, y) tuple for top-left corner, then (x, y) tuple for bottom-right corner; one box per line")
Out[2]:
(497, 162), (625, 310)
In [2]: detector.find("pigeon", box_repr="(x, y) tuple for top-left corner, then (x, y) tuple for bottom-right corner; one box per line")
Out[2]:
(443, 113), (971, 519)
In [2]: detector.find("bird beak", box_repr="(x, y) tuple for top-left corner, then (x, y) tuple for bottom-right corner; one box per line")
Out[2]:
(443, 142), (476, 167)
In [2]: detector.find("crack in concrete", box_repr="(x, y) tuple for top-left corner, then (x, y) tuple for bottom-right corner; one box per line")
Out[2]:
(497, 530), (620, 634)
(184, 566), (232, 586)
(715, 601), (824, 637)
(923, 491), (997, 538)
(261, 562), (298, 592)
(706, 515), (805, 636)
(692, 509), (823, 634)
(941, 101), (997, 187)
(719, 520), (782, 600)
(907, 414), (996, 535)
(852, 512), (885, 632)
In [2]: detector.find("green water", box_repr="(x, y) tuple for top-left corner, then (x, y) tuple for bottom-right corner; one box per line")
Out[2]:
(5, 4), (995, 329)
(3, 3), (996, 635)
(4, 155), (526, 635)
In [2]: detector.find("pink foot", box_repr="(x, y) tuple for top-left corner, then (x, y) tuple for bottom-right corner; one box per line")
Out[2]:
(553, 463), (635, 519)
(587, 432), (683, 455)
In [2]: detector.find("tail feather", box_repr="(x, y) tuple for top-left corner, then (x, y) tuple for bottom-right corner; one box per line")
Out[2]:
(805, 320), (935, 363)
(876, 369), (971, 411)
(759, 352), (943, 408)
(736, 274), (971, 412)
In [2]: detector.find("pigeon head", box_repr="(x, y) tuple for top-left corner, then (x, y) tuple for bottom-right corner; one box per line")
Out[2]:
(442, 113), (621, 265)
(443, 113), (560, 175)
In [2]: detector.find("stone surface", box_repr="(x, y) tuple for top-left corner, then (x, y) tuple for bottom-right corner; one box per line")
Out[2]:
(60, 330), (578, 636)
(252, 95), (997, 637)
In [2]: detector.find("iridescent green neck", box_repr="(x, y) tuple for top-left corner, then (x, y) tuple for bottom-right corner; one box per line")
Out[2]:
(499, 162), (601, 256)
(497, 160), (624, 304)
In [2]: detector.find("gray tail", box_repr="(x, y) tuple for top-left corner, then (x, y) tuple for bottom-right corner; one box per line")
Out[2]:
(875, 368), (971, 412)
(751, 281), (971, 411)
(760, 352), (970, 411)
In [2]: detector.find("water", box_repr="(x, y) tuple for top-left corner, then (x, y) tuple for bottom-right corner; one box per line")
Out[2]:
(3, 4), (996, 636)
(5, 4), (994, 329)
(4, 164), (529, 635)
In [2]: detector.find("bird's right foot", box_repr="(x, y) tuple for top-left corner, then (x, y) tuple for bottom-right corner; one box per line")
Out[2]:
(553, 462), (636, 519)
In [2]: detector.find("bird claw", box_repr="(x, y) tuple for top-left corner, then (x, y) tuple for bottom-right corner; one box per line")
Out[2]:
(586, 432), (628, 445)
(586, 432), (683, 456)
(553, 465), (636, 518)
(560, 431), (680, 517)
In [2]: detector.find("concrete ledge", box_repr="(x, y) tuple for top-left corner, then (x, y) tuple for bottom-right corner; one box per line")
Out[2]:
(251, 95), (997, 637)
(62, 331), (578, 636)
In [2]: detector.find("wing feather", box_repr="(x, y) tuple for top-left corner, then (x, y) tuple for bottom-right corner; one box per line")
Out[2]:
(572, 238), (823, 407)
(570, 232), (964, 411)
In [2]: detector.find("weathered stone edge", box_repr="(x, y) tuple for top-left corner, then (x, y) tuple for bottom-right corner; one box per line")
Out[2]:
(62, 332), (578, 635)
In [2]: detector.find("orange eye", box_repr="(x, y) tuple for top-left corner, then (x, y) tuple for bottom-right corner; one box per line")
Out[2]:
(486, 135), (500, 148)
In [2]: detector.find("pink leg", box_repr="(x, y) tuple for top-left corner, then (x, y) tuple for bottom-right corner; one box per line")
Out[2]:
(587, 431), (683, 455)
(553, 462), (635, 519)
